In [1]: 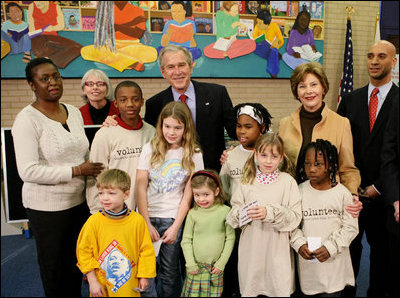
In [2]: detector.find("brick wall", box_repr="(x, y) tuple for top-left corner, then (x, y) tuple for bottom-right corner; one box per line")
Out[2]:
(1, 1), (380, 133)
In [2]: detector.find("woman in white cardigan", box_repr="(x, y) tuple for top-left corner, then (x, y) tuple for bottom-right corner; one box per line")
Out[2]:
(12, 58), (104, 296)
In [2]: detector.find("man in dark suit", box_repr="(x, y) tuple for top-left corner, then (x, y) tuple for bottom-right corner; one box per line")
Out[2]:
(337, 40), (398, 297)
(381, 96), (399, 297)
(145, 44), (236, 172)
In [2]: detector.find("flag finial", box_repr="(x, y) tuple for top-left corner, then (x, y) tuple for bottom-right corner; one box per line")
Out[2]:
(346, 6), (355, 20)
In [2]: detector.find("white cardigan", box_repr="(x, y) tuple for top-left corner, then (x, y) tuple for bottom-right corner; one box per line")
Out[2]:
(12, 103), (89, 212)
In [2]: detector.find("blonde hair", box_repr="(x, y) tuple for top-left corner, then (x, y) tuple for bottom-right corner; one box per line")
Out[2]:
(191, 169), (227, 207)
(150, 101), (201, 174)
(290, 62), (329, 101)
(241, 133), (294, 184)
(96, 169), (131, 192)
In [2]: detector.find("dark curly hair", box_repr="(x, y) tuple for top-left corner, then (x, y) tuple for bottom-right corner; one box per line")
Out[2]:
(297, 139), (339, 186)
(234, 102), (273, 133)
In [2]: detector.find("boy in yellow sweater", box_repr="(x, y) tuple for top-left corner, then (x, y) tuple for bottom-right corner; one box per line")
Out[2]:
(77, 169), (156, 297)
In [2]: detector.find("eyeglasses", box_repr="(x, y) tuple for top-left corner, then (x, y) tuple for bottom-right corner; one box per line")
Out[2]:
(37, 74), (62, 83)
(84, 81), (107, 87)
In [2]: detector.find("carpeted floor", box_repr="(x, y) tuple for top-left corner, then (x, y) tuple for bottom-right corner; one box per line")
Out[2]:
(1, 233), (89, 297)
(1, 233), (369, 297)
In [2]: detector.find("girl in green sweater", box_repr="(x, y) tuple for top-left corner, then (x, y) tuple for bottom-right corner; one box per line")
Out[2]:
(181, 170), (235, 297)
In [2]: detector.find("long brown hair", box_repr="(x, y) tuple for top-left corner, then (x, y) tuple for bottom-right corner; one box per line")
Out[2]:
(150, 101), (201, 174)
(191, 169), (227, 207)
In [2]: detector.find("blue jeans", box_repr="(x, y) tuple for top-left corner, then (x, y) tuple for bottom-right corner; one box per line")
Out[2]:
(254, 41), (280, 76)
(141, 217), (183, 297)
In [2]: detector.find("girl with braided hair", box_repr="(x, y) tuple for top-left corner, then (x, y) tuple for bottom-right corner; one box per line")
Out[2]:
(290, 139), (359, 296)
(296, 138), (340, 185)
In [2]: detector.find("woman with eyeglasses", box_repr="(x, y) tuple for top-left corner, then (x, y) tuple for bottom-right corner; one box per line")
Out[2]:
(80, 69), (119, 125)
(11, 57), (104, 296)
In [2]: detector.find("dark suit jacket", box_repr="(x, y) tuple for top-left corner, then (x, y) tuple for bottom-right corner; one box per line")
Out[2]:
(337, 83), (399, 193)
(144, 80), (236, 171)
(381, 96), (399, 207)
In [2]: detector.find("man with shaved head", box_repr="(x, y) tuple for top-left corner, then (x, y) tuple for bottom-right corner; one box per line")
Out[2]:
(338, 40), (398, 296)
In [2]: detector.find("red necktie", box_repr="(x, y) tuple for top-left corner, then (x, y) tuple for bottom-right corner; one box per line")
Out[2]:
(179, 94), (188, 105)
(368, 88), (379, 132)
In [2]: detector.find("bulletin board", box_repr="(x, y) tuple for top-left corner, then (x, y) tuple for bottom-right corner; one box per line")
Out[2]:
(1, 1), (325, 79)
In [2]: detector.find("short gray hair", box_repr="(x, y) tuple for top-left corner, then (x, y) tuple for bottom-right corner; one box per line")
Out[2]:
(81, 69), (114, 102)
(158, 45), (193, 69)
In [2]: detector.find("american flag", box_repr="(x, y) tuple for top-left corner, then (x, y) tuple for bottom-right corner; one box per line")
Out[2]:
(338, 19), (354, 104)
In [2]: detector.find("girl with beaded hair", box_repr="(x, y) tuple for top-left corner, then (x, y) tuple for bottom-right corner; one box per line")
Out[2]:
(291, 139), (358, 296)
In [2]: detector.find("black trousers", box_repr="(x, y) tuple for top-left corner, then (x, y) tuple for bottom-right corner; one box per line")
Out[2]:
(385, 205), (399, 297)
(26, 203), (89, 297)
(345, 198), (388, 297)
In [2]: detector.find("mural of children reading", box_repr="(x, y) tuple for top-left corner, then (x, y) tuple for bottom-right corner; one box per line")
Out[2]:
(282, 8), (322, 70)
(1, 2), (31, 63)
(28, 1), (83, 69)
(157, 1), (202, 61)
(252, 9), (284, 78)
(81, 1), (158, 72)
(204, 1), (255, 60)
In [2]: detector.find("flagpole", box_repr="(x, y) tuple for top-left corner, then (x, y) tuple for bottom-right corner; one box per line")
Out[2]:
(338, 6), (355, 106)
(374, 12), (380, 41)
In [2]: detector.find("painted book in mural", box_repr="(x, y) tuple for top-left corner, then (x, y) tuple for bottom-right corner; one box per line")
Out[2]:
(82, 16), (95, 31)
(63, 8), (81, 30)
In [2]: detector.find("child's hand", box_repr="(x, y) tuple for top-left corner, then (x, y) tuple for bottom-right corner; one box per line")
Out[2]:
(293, 52), (301, 58)
(138, 278), (149, 292)
(87, 270), (106, 297)
(247, 206), (267, 221)
(313, 245), (330, 262)
(101, 115), (118, 127)
(189, 268), (200, 275)
(148, 223), (160, 242)
(311, 45), (317, 53)
(211, 267), (223, 274)
(298, 244), (314, 260)
(271, 38), (280, 49)
(161, 225), (178, 244)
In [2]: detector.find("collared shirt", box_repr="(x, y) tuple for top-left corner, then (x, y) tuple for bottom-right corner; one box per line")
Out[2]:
(368, 81), (393, 116)
(172, 81), (196, 124)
